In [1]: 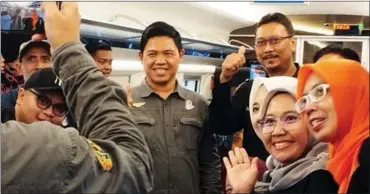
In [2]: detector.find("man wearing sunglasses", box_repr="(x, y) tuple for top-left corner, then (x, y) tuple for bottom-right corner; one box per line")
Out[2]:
(85, 40), (113, 77)
(1, 67), (67, 126)
(210, 12), (301, 162)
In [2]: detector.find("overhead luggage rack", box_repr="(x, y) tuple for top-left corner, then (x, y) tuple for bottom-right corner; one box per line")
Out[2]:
(80, 18), (253, 59)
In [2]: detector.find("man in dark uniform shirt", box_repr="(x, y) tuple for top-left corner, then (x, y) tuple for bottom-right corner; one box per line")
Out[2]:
(209, 12), (301, 161)
(129, 21), (221, 193)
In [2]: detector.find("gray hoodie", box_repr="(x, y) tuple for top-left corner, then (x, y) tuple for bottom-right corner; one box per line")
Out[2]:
(1, 42), (154, 193)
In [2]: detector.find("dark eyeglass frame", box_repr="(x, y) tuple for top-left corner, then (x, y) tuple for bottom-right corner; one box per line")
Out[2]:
(28, 89), (68, 117)
(254, 35), (294, 48)
(295, 84), (330, 113)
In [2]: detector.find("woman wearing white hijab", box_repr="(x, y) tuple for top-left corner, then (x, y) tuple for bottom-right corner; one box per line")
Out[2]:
(223, 76), (338, 193)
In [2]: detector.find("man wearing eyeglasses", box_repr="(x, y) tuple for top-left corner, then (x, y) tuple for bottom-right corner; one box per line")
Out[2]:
(85, 40), (113, 77)
(210, 12), (300, 162)
(1, 67), (67, 126)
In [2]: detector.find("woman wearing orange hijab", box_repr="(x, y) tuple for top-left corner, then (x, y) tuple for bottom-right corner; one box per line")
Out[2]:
(295, 59), (369, 193)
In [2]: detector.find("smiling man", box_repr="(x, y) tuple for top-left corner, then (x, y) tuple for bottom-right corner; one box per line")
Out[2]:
(129, 21), (221, 193)
(85, 40), (113, 77)
(210, 12), (301, 162)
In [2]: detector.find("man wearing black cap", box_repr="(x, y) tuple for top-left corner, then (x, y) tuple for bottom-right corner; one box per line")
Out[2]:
(1, 40), (51, 108)
(85, 40), (113, 77)
(1, 67), (68, 126)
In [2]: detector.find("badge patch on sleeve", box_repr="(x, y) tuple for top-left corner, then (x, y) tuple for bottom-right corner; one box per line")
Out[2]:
(87, 140), (113, 171)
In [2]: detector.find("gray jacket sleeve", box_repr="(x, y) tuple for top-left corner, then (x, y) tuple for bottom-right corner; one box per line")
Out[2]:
(1, 42), (153, 194)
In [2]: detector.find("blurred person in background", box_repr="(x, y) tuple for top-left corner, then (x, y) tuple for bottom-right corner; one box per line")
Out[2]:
(11, 8), (23, 30)
(313, 44), (361, 63)
(210, 12), (300, 162)
(296, 59), (369, 193)
(129, 21), (221, 193)
(224, 76), (338, 193)
(85, 40), (113, 77)
(1, 68), (67, 126)
(23, 8), (45, 35)
(1, 10), (12, 30)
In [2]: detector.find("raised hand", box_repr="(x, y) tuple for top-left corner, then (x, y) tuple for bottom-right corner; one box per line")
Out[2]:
(223, 147), (259, 193)
(220, 46), (246, 83)
(42, 2), (81, 50)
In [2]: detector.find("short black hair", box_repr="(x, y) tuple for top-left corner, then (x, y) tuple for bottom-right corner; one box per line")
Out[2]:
(85, 40), (112, 56)
(256, 12), (295, 36)
(140, 21), (183, 52)
(313, 44), (361, 63)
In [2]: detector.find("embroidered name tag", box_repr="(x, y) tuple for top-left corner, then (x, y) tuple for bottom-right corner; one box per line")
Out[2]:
(87, 140), (113, 172)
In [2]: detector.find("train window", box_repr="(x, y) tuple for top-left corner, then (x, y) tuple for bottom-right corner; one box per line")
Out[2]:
(250, 63), (267, 79)
(183, 79), (201, 93)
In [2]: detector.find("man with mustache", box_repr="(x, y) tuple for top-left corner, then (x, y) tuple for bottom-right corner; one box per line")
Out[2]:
(209, 12), (300, 162)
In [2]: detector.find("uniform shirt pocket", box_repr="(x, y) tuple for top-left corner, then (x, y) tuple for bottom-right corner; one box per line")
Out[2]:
(135, 116), (155, 127)
(134, 116), (157, 151)
(178, 117), (202, 150)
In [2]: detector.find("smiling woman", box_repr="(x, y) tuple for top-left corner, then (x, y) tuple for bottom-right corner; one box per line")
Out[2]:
(223, 76), (338, 193)
(296, 59), (369, 193)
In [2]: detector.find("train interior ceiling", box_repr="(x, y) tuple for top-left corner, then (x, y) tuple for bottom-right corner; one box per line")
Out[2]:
(1, 1), (369, 99)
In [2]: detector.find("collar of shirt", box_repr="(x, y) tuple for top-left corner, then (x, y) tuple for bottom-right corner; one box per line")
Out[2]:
(137, 79), (187, 100)
(293, 62), (300, 78)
